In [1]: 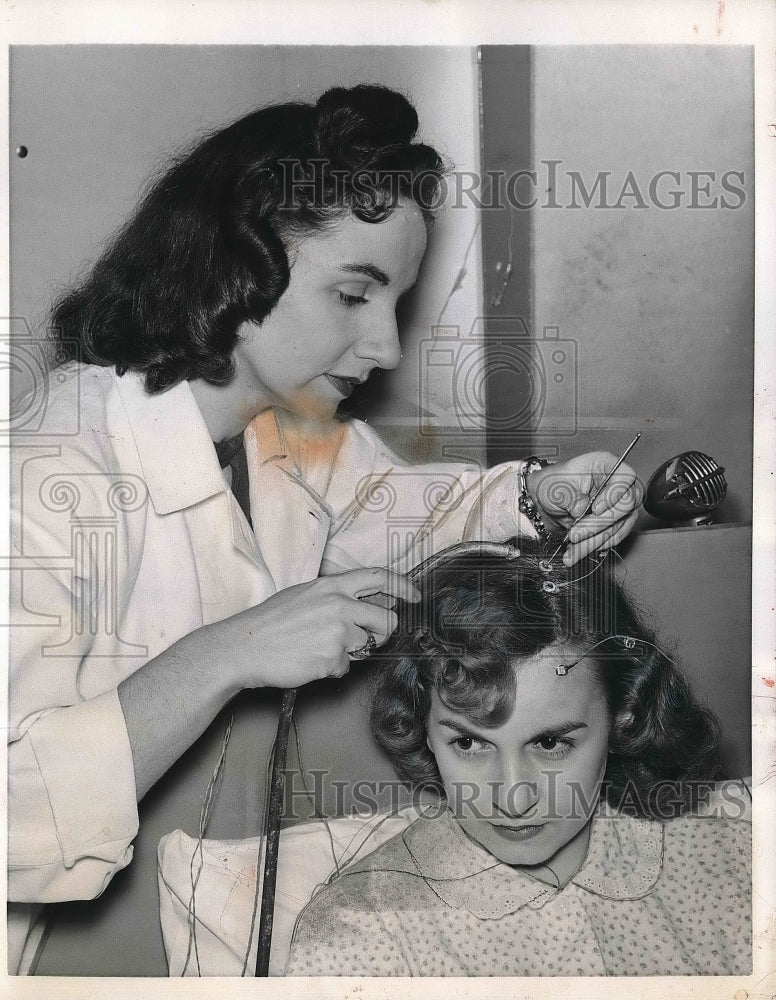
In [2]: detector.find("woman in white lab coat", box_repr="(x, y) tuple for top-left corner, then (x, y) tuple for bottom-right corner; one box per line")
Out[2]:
(8, 84), (639, 973)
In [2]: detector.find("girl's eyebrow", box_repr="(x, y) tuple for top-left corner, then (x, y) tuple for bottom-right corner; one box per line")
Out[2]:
(435, 718), (590, 739)
(435, 718), (486, 738)
(531, 721), (589, 739)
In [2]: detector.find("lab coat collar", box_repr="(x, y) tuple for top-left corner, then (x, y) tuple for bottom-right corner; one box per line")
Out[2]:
(244, 409), (348, 591)
(110, 370), (227, 516)
(372, 806), (665, 919)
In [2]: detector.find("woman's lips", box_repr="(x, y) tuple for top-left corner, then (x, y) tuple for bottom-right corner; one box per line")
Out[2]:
(324, 374), (359, 398)
(488, 822), (546, 841)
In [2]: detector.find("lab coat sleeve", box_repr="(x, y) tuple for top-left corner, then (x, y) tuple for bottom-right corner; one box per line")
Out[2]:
(320, 418), (534, 574)
(8, 446), (140, 902)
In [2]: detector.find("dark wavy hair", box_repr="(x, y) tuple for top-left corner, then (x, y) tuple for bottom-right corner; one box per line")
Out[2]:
(370, 540), (722, 819)
(50, 85), (444, 393)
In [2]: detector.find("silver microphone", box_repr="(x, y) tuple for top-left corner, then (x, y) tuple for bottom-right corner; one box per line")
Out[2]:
(644, 451), (727, 525)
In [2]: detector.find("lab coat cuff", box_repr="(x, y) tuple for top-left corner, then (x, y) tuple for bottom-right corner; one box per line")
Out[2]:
(27, 689), (140, 870)
(478, 462), (538, 540)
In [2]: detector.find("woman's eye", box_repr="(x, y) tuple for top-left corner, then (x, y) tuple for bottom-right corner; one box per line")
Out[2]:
(338, 290), (368, 308)
(538, 736), (559, 751)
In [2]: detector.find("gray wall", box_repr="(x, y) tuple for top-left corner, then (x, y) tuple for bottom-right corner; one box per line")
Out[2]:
(531, 46), (753, 521)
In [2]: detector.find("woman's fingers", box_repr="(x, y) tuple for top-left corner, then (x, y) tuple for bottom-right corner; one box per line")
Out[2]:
(346, 594), (399, 647)
(532, 455), (641, 528)
(238, 566), (420, 689)
(567, 483), (641, 542)
(335, 566), (421, 605)
(563, 509), (639, 565)
(591, 473), (642, 518)
(357, 592), (397, 611)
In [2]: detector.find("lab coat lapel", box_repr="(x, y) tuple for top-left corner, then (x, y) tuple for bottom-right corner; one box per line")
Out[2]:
(181, 493), (279, 626)
(244, 411), (340, 592)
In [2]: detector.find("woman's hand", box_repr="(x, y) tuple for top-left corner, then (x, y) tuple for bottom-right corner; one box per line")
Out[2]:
(220, 567), (421, 690)
(526, 451), (642, 566)
(119, 567), (419, 799)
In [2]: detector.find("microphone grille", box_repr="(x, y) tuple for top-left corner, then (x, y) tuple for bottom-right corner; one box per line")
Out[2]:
(674, 451), (727, 510)
(644, 451), (727, 521)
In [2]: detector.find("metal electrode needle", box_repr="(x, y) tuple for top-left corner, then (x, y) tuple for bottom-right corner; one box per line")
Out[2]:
(547, 432), (642, 563)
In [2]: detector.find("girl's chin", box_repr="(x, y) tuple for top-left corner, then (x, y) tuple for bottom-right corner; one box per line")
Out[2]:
(459, 819), (554, 864)
(458, 816), (593, 874)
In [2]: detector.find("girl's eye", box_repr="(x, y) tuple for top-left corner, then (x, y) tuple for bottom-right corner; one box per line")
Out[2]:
(451, 736), (486, 756)
(338, 291), (368, 308)
(534, 735), (574, 758)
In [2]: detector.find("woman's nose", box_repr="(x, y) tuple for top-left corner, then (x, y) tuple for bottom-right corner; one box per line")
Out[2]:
(355, 315), (402, 370)
(492, 754), (540, 818)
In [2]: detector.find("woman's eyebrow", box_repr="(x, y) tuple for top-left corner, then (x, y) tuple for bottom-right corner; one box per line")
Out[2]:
(337, 262), (390, 285)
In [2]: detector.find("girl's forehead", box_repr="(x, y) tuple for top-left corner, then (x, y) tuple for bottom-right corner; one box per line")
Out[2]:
(429, 646), (606, 732)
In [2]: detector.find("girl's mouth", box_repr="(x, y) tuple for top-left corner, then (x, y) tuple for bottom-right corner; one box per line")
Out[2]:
(488, 823), (546, 841)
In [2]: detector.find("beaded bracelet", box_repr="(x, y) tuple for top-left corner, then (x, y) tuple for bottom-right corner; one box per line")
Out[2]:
(518, 457), (553, 543)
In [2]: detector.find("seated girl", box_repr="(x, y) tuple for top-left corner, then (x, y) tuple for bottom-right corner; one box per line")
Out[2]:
(286, 540), (751, 976)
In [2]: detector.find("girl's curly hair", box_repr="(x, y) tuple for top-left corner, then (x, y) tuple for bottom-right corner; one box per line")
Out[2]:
(370, 540), (722, 819)
(50, 85), (444, 393)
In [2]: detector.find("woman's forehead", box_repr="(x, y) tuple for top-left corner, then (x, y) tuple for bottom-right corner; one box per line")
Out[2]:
(292, 201), (428, 285)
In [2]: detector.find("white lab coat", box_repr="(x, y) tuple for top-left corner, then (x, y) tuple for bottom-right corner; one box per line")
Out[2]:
(8, 363), (533, 971)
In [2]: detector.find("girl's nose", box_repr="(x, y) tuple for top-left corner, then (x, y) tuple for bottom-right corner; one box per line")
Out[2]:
(492, 754), (540, 818)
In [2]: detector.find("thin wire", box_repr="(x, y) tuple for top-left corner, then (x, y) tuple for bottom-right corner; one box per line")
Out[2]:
(547, 432), (642, 563)
(544, 550), (611, 591)
(181, 712), (234, 976)
(610, 546), (627, 584)
(291, 716), (431, 883)
(557, 636), (679, 677)
(434, 220), (481, 328)
(491, 209), (515, 309)
(292, 716), (340, 878)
